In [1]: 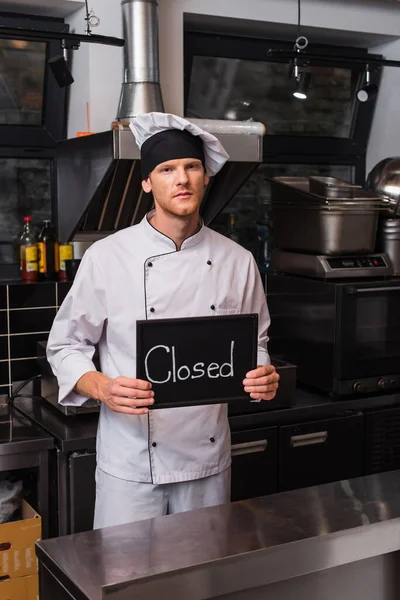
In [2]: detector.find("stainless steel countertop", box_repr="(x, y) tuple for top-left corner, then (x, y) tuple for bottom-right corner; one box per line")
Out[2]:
(37, 470), (400, 600)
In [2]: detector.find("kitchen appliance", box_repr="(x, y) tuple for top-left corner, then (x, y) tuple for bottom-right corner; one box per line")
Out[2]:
(270, 176), (385, 255)
(271, 250), (393, 279)
(56, 0), (264, 245)
(267, 273), (400, 397)
(376, 219), (400, 276)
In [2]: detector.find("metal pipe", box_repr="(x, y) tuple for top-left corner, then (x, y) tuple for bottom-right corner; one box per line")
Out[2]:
(117, 0), (164, 120)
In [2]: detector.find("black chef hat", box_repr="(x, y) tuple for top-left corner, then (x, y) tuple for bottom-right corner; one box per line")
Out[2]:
(140, 129), (205, 180)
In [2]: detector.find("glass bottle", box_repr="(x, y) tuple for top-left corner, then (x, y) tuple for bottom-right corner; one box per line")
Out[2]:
(58, 243), (74, 282)
(19, 216), (38, 282)
(37, 220), (59, 281)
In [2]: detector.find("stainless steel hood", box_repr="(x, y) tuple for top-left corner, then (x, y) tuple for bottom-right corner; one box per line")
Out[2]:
(56, 0), (264, 243)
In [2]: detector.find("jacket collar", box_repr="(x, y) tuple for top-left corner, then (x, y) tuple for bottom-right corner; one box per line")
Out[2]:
(141, 210), (206, 251)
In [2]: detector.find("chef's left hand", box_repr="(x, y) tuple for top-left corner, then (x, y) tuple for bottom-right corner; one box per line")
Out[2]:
(243, 365), (280, 401)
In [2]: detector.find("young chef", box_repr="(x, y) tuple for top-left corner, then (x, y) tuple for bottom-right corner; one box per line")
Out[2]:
(47, 112), (279, 529)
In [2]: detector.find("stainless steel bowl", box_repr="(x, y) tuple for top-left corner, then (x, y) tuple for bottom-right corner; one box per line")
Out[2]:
(367, 158), (400, 216)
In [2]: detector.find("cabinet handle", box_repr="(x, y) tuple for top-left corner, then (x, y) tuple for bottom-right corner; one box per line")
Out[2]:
(231, 439), (268, 457)
(351, 287), (400, 294)
(290, 431), (328, 448)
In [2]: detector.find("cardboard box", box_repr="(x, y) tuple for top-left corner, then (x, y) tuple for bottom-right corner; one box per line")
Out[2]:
(0, 573), (39, 600)
(0, 501), (41, 579)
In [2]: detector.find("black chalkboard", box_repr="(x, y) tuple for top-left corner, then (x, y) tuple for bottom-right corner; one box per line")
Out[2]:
(136, 314), (258, 409)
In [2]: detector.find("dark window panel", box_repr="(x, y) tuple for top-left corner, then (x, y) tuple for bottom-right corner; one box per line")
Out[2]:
(0, 13), (68, 145)
(9, 308), (55, 334)
(184, 32), (380, 169)
(9, 282), (56, 309)
(187, 57), (356, 138)
(10, 332), (48, 359)
(0, 39), (46, 127)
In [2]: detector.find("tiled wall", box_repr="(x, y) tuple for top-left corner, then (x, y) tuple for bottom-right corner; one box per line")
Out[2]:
(0, 281), (72, 396)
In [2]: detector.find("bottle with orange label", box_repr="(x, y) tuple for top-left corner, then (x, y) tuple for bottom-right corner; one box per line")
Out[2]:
(37, 220), (59, 281)
(19, 216), (38, 282)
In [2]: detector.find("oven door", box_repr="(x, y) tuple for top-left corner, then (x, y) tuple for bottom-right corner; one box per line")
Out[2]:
(337, 281), (400, 392)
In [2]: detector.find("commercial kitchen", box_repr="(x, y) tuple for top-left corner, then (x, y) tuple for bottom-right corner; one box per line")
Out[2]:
(1, 0), (400, 598)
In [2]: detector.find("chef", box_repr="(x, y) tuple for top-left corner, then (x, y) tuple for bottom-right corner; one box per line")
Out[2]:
(47, 112), (279, 529)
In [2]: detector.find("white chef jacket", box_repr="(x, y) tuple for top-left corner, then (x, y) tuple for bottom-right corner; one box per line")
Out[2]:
(47, 212), (271, 484)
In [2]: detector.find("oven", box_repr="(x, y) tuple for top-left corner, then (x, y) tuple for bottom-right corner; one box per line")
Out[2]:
(267, 273), (400, 397)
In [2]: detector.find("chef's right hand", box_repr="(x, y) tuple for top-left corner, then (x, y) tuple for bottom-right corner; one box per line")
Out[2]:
(99, 376), (154, 415)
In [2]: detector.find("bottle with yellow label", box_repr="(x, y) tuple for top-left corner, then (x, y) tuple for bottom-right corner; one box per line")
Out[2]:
(19, 216), (38, 282)
(37, 220), (59, 281)
(59, 244), (74, 281)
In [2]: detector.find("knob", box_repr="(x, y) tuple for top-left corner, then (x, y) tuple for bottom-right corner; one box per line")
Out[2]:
(353, 382), (365, 393)
(377, 378), (390, 390)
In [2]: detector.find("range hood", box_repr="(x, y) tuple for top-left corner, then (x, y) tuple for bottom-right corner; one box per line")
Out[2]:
(56, 0), (264, 244)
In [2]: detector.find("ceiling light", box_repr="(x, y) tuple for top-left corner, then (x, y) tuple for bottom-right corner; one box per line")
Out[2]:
(293, 72), (311, 100)
(356, 67), (378, 103)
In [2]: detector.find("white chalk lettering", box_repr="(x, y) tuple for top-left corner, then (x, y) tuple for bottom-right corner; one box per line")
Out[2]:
(144, 345), (171, 384)
(207, 363), (220, 378)
(172, 345), (176, 383)
(191, 363), (205, 379)
(220, 341), (235, 378)
(144, 341), (236, 384)
(177, 365), (191, 380)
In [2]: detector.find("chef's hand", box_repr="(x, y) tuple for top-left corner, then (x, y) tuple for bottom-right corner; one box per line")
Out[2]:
(76, 372), (155, 415)
(100, 376), (155, 415)
(243, 365), (279, 401)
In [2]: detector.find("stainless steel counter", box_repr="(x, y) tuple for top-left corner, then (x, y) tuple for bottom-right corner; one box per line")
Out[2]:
(37, 470), (400, 600)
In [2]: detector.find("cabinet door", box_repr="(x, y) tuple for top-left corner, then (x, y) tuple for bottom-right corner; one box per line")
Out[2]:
(231, 427), (278, 502)
(279, 413), (364, 492)
(69, 451), (96, 534)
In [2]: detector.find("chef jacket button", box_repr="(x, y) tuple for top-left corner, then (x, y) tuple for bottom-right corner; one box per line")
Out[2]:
(152, 442), (157, 447)
(207, 260), (212, 265)
(150, 307), (155, 313)
(148, 262), (153, 267)
(210, 437), (215, 443)
(210, 305), (215, 310)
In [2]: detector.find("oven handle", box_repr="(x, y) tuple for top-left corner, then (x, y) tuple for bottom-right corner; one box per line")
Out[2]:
(291, 431), (328, 448)
(231, 439), (268, 456)
(347, 286), (400, 294)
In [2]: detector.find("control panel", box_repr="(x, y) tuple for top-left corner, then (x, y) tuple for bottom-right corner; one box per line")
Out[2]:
(326, 255), (388, 271)
(336, 375), (400, 396)
(350, 376), (400, 395)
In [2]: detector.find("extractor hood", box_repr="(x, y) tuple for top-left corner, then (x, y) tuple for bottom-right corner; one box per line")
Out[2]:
(56, 0), (264, 244)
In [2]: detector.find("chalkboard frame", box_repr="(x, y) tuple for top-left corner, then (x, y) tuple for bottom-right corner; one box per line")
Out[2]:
(136, 314), (258, 409)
